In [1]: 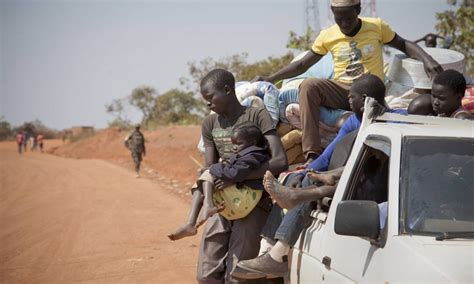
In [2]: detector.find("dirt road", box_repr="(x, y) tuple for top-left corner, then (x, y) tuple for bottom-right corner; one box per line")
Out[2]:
(0, 141), (201, 283)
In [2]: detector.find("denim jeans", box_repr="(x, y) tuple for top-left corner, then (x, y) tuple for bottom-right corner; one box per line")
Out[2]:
(261, 173), (317, 246)
(278, 89), (299, 123)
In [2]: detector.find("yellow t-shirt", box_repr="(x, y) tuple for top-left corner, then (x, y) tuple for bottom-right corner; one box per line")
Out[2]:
(312, 17), (396, 85)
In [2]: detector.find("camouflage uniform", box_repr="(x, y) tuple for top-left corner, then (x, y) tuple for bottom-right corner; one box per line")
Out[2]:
(125, 129), (146, 174)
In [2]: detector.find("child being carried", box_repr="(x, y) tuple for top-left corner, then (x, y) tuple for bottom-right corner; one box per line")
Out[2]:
(168, 123), (271, 240)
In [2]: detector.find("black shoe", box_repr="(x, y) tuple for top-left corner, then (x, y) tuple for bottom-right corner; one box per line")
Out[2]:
(233, 253), (288, 279)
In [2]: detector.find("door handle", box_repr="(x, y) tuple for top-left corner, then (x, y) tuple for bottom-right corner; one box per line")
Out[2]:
(322, 256), (331, 269)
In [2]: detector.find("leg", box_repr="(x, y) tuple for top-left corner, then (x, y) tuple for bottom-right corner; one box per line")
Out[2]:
(196, 181), (224, 228)
(234, 190), (315, 280)
(306, 166), (344, 186)
(299, 78), (350, 160)
(226, 198), (271, 283)
(132, 151), (141, 176)
(263, 171), (336, 210)
(168, 188), (203, 241)
(197, 214), (230, 284)
(260, 203), (285, 243)
(136, 152), (142, 173)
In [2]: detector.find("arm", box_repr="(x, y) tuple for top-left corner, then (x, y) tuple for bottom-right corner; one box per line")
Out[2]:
(245, 130), (288, 180)
(387, 34), (443, 78)
(413, 36), (426, 44)
(254, 51), (323, 83)
(454, 112), (473, 120)
(209, 155), (262, 182)
(204, 145), (219, 167)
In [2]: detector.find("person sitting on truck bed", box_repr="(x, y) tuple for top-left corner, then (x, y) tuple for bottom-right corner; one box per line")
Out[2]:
(265, 74), (405, 209)
(408, 69), (472, 120)
(250, 0), (442, 166)
(231, 74), (407, 280)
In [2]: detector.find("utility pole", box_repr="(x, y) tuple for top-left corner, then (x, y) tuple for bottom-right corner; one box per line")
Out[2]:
(305, 0), (377, 37)
(305, 0), (321, 37)
(361, 0), (377, 17)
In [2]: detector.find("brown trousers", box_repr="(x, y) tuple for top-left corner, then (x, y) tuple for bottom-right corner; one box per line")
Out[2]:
(299, 78), (351, 158)
(196, 196), (271, 284)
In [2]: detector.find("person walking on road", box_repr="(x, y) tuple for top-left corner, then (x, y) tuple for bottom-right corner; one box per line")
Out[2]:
(16, 131), (24, 154)
(36, 133), (45, 153)
(124, 125), (146, 178)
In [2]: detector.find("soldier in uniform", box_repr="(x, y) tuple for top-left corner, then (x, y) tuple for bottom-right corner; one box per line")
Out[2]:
(124, 125), (146, 177)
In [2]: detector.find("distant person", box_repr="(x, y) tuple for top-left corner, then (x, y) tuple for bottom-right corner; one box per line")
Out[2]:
(30, 136), (37, 151)
(124, 125), (146, 177)
(36, 133), (44, 153)
(22, 132), (28, 152)
(408, 69), (472, 120)
(16, 131), (24, 154)
(251, 0), (442, 165)
(168, 124), (271, 241)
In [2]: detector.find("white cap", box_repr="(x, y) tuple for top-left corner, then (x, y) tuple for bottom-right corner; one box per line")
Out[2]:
(331, 0), (360, 7)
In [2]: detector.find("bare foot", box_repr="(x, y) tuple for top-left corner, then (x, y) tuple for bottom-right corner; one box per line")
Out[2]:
(307, 171), (339, 186)
(263, 171), (300, 210)
(167, 223), (197, 241)
(195, 202), (225, 228)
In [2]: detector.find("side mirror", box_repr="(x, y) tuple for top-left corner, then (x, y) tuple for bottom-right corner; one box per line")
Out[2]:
(334, 200), (380, 239)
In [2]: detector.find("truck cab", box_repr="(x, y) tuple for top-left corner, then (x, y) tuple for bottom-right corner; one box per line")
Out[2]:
(290, 100), (474, 283)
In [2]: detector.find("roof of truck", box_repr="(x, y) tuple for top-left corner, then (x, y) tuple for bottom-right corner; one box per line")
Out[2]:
(360, 98), (474, 139)
(368, 113), (474, 138)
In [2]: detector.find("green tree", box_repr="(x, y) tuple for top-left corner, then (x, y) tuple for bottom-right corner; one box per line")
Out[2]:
(129, 86), (158, 125)
(181, 52), (294, 93)
(152, 89), (207, 125)
(0, 117), (12, 140)
(436, 0), (474, 75)
(105, 98), (132, 129)
(287, 26), (315, 52)
(12, 119), (58, 139)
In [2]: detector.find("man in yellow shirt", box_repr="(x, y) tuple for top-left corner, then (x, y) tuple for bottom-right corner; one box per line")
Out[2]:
(254, 0), (442, 164)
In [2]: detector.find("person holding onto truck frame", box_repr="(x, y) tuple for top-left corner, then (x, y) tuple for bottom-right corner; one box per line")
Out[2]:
(194, 68), (288, 284)
(232, 74), (408, 281)
(167, 123), (271, 241)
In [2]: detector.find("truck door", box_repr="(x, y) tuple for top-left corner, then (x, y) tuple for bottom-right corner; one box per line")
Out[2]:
(319, 135), (394, 282)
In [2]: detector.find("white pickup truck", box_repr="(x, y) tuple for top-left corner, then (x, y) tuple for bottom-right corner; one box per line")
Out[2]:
(290, 100), (474, 283)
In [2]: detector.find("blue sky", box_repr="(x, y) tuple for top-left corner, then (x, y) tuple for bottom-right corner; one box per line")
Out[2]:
(0, 0), (453, 129)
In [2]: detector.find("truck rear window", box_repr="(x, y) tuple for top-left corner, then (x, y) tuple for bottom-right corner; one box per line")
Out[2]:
(401, 137), (474, 235)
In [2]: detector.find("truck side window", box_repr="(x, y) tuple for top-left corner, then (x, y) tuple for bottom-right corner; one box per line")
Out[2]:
(345, 146), (389, 204)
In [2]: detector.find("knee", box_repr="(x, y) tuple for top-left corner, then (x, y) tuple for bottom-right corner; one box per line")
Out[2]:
(299, 78), (325, 99)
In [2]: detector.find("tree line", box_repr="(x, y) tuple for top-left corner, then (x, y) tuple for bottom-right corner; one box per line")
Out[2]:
(2, 1), (471, 139)
(106, 0), (473, 130)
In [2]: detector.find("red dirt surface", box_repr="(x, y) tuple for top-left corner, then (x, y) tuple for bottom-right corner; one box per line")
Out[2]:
(0, 126), (206, 283)
(52, 126), (204, 194)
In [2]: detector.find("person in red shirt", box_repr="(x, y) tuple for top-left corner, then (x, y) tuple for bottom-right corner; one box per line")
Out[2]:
(15, 131), (24, 154)
(36, 133), (45, 153)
